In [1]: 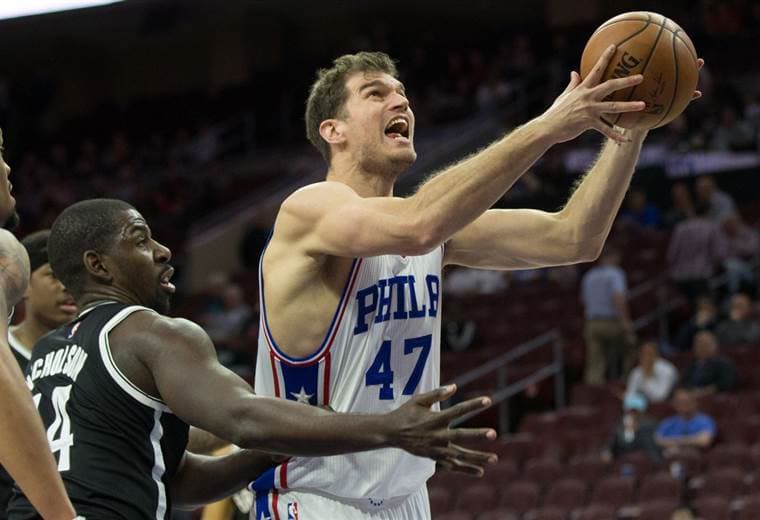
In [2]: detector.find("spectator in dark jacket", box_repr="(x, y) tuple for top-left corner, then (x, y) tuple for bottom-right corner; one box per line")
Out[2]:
(605, 392), (662, 463)
(681, 331), (736, 396)
(715, 292), (760, 347)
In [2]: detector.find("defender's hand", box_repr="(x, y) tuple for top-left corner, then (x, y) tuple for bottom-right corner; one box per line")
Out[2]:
(387, 385), (497, 474)
(539, 44), (646, 144)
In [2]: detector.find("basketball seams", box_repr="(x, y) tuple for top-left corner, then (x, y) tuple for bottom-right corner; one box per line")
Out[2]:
(591, 13), (650, 37)
(652, 31), (680, 128)
(612, 13), (667, 126)
(673, 30), (698, 63)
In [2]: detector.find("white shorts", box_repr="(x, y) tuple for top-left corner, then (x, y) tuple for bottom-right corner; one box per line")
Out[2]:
(250, 486), (430, 520)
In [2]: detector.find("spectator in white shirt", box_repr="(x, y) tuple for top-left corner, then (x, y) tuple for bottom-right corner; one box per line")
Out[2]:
(626, 341), (678, 403)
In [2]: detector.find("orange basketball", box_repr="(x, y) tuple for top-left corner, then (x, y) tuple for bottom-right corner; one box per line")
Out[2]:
(580, 11), (699, 130)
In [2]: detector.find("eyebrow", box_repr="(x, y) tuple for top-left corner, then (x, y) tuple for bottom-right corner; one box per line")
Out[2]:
(126, 223), (151, 237)
(359, 79), (406, 95)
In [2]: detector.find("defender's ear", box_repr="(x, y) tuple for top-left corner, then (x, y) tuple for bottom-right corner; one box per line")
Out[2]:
(83, 250), (113, 285)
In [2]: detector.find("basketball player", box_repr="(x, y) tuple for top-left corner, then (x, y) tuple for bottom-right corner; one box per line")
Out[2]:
(252, 47), (703, 518)
(0, 134), (78, 520)
(8, 198), (496, 520)
(8, 231), (78, 366)
(0, 230), (77, 518)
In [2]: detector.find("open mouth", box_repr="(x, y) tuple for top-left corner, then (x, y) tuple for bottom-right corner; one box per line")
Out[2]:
(384, 116), (410, 142)
(159, 267), (176, 294)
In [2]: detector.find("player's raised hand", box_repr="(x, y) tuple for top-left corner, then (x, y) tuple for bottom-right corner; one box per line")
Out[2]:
(538, 44), (646, 144)
(387, 385), (497, 475)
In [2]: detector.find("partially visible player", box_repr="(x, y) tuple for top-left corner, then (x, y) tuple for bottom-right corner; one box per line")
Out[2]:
(8, 199), (495, 520)
(8, 230), (77, 365)
(0, 230), (77, 518)
(252, 48), (703, 518)
(0, 131), (78, 520)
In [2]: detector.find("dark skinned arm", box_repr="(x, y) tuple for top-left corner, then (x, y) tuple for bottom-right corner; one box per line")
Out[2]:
(171, 449), (281, 509)
(130, 312), (496, 470)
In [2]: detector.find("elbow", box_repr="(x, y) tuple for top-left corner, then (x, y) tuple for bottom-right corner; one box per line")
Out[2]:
(562, 234), (604, 264)
(402, 215), (445, 256)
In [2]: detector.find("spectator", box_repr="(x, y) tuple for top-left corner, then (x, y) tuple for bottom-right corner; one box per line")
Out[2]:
(626, 341), (678, 403)
(201, 282), (254, 344)
(680, 331), (736, 396)
(441, 298), (478, 352)
(620, 188), (662, 230)
(663, 182), (696, 228)
(581, 246), (635, 385)
(667, 205), (726, 302)
(695, 175), (736, 221)
(709, 106), (755, 151)
(674, 296), (718, 352)
(604, 392), (662, 463)
(444, 265), (508, 296)
(715, 292), (760, 347)
(655, 388), (716, 452)
(720, 213), (760, 294)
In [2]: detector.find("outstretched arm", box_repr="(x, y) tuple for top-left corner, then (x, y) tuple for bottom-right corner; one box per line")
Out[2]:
(133, 313), (496, 472)
(444, 132), (646, 268)
(444, 58), (704, 270)
(0, 230), (76, 520)
(277, 45), (644, 259)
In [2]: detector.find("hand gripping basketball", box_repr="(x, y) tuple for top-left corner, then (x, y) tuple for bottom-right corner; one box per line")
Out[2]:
(387, 384), (498, 476)
(539, 44), (647, 143)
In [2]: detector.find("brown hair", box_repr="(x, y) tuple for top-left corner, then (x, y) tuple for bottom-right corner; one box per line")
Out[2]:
(305, 51), (398, 164)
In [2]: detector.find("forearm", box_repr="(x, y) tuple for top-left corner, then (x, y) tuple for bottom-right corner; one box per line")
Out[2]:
(187, 427), (230, 455)
(0, 348), (75, 520)
(225, 395), (391, 456)
(558, 131), (646, 248)
(410, 118), (553, 245)
(173, 450), (277, 509)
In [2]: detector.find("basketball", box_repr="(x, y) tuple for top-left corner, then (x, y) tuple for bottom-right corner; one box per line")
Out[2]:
(580, 11), (699, 130)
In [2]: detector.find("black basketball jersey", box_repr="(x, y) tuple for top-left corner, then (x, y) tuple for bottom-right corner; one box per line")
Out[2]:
(7, 302), (189, 520)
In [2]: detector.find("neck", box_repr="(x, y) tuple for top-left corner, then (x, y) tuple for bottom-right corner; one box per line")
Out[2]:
(78, 286), (142, 313)
(326, 155), (403, 198)
(14, 317), (53, 350)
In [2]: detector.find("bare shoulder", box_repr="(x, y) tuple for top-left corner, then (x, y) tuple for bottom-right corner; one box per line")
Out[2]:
(122, 311), (214, 357)
(279, 182), (358, 224)
(0, 229), (30, 306)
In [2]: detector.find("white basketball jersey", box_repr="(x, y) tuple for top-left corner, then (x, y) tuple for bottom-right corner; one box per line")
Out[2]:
(253, 247), (442, 505)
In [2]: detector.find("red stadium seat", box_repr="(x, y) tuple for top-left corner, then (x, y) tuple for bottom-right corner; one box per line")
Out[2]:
(636, 499), (680, 520)
(455, 483), (498, 515)
(494, 433), (541, 466)
(428, 486), (453, 517)
(522, 505), (566, 520)
(565, 455), (610, 483)
(664, 447), (702, 477)
(612, 451), (659, 478)
(734, 496), (760, 520)
(500, 481), (540, 514)
(693, 467), (744, 499)
(705, 442), (753, 471)
(487, 459), (519, 484)
(523, 458), (563, 489)
(692, 495), (731, 520)
(437, 510), (475, 520)
(475, 508), (519, 520)
(638, 472), (682, 502)
(575, 503), (617, 520)
(543, 478), (588, 510)
(590, 476), (635, 509)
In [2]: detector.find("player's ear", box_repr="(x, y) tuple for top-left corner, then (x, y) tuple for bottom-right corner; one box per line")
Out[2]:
(319, 119), (347, 146)
(83, 250), (113, 284)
